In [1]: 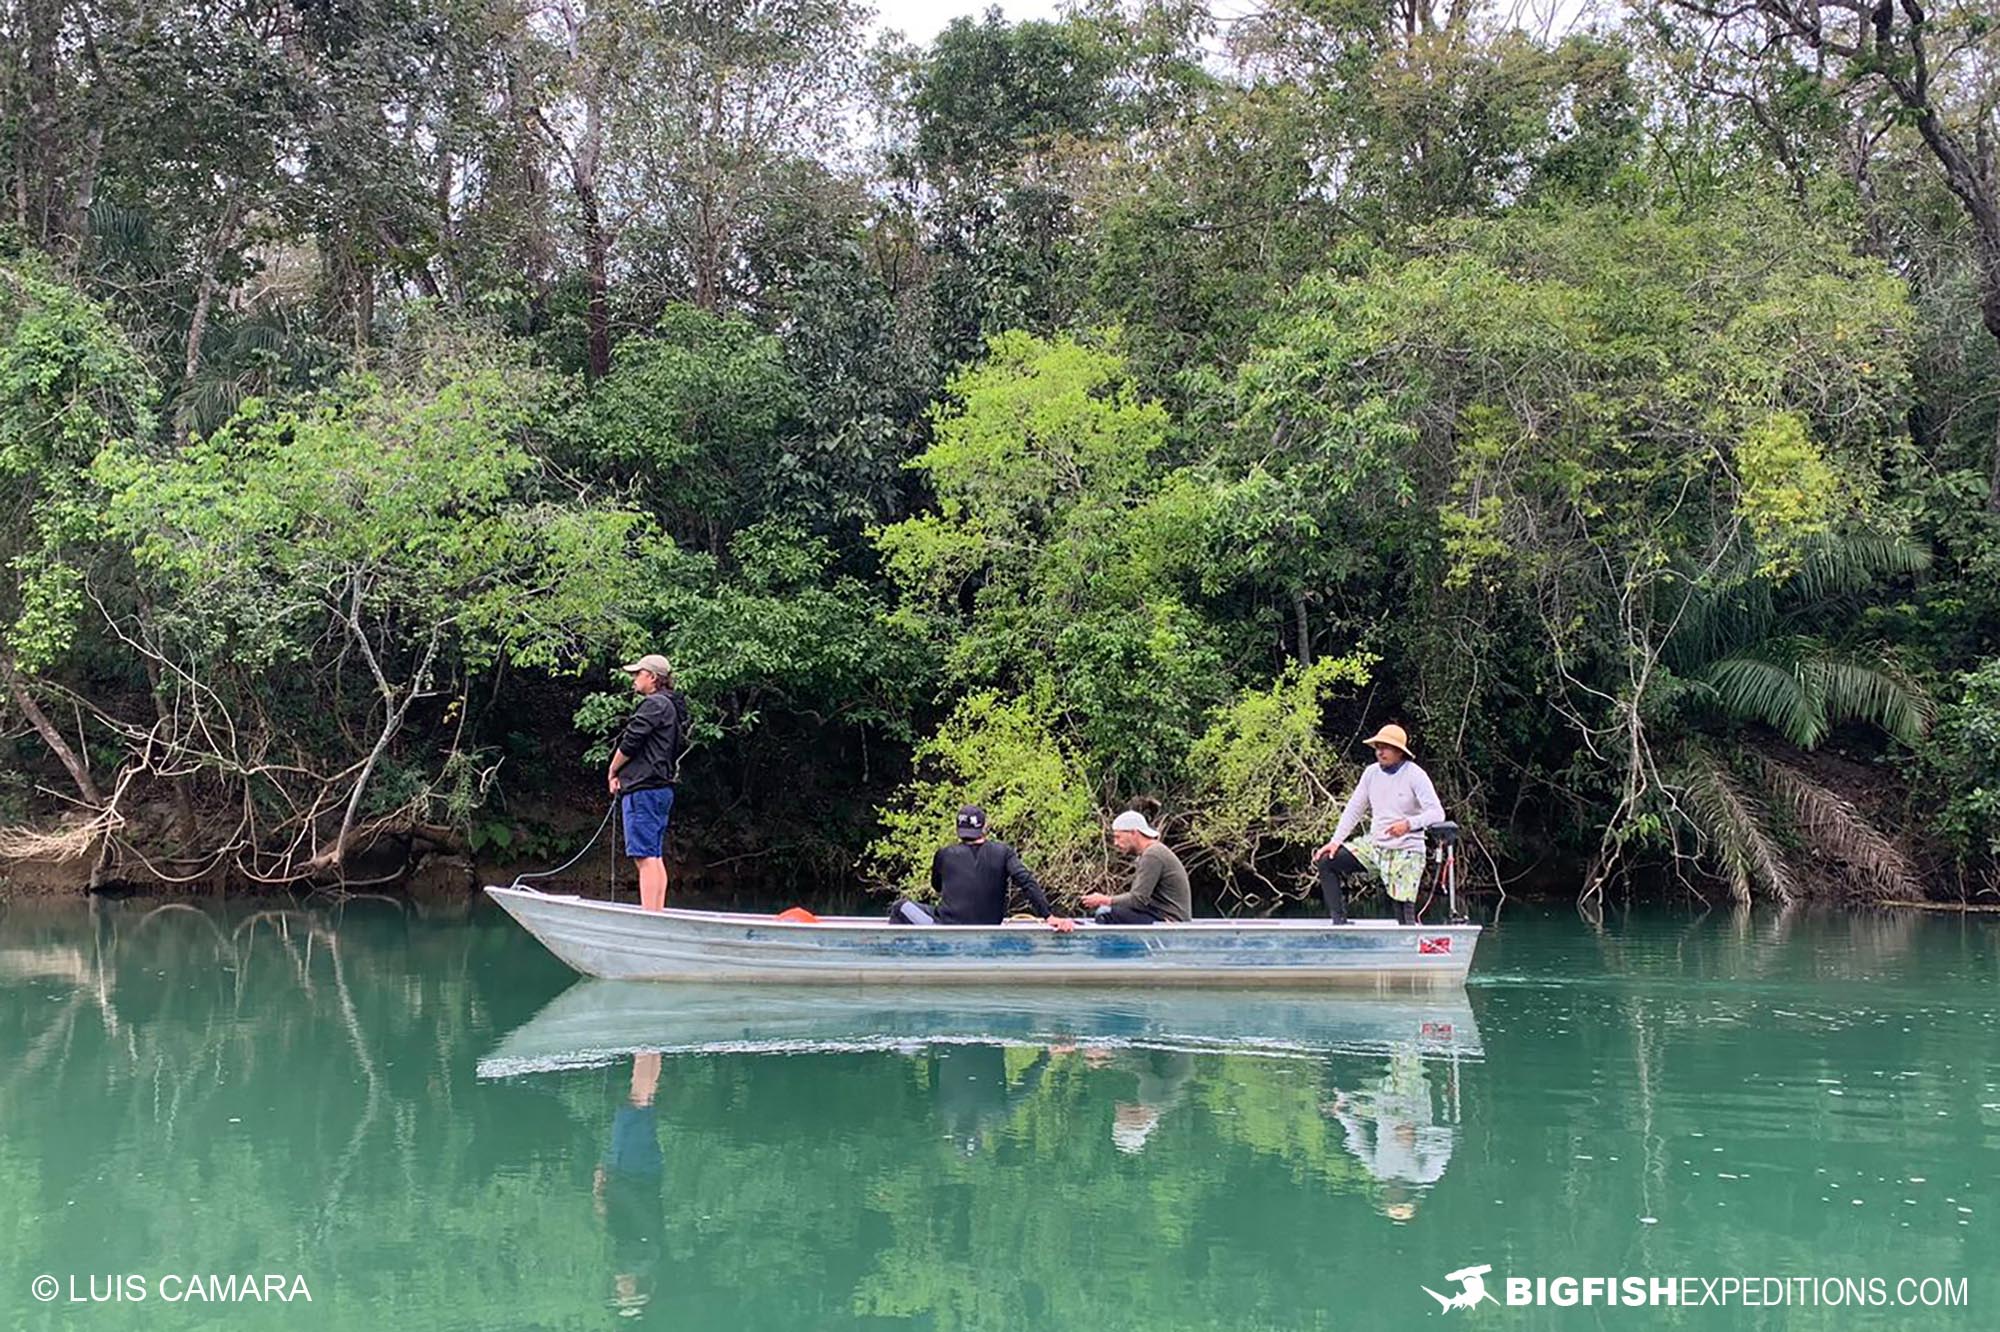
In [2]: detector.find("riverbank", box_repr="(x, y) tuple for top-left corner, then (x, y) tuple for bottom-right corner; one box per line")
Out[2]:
(0, 836), (871, 915)
(9, 845), (1997, 917)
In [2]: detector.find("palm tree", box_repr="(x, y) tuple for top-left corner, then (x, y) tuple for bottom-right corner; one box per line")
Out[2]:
(1658, 535), (1932, 903)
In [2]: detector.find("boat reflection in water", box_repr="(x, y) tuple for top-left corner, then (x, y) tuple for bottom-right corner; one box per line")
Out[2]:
(485, 980), (1482, 1284)
(476, 981), (1484, 1075)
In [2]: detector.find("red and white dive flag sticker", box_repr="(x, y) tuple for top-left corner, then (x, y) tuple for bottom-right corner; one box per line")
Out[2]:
(1418, 936), (1452, 954)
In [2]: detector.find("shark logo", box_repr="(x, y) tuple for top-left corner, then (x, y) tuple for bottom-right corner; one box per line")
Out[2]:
(1423, 1263), (1498, 1312)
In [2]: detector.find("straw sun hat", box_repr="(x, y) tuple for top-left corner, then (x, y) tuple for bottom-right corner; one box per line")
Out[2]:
(1360, 724), (1413, 757)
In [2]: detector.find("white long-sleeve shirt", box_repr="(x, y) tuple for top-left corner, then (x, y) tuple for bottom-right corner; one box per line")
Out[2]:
(1332, 1050), (1455, 1185)
(1330, 760), (1445, 853)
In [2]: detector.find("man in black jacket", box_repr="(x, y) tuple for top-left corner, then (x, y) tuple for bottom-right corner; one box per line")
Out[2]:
(891, 806), (1074, 931)
(607, 654), (687, 911)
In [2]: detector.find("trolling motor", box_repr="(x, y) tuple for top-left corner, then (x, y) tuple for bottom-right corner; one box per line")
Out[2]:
(1424, 821), (1465, 923)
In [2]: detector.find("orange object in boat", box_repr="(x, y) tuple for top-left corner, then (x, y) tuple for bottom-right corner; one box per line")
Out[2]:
(774, 907), (820, 923)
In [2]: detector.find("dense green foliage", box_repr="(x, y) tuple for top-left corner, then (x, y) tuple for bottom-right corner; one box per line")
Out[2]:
(2, 0), (1997, 902)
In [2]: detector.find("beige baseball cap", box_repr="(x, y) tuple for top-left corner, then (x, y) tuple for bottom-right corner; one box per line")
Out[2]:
(621, 653), (674, 679)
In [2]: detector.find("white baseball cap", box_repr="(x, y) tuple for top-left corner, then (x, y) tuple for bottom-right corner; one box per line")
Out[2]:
(1111, 810), (1160, 839)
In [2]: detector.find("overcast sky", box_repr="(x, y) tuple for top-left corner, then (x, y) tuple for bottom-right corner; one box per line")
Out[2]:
(871, 0), (1064, 43)
(870, 0), (1608, 46)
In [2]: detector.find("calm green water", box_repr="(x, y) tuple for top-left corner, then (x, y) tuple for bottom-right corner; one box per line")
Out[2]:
(1, 899), (1994, 1330)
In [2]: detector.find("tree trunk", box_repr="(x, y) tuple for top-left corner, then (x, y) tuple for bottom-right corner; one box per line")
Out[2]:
(564, 0), (612, 381)
(176, 199), (244, 444)
(433, 143), (459, 304)
(573, 107), (610, 375)
(579, 181), (611, 379)
(62, 121), (103, 258)
(1946, 146), (2000, 510)
(1977, 204), (2000, 511)
(1, 652), (101, 805)
(1967, 235), (2000, 510)
(692, 79), (728, 312)
(1988, 394), (2000, 515)
(22, 0), (61, 244)
(1292, 589), (1313, 667)
(59, 14), (109, 259)
(694, 212), (721, 312)
(317, 580), (443, 873)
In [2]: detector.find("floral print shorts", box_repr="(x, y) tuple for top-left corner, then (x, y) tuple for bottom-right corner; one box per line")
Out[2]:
(1343, 839), (1426, 903)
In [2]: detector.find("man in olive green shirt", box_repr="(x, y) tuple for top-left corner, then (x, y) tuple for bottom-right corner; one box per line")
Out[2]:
(1083, 806), (1191, 923)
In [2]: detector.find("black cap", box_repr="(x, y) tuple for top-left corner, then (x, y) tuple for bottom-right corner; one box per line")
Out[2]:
(956, 804), (987, 840)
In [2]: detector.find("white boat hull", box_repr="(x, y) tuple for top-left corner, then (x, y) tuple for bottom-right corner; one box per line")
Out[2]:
(484, 886), (1480, 985)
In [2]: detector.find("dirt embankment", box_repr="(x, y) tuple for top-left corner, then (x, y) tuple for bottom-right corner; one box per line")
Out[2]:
(0, 812), (783, 909)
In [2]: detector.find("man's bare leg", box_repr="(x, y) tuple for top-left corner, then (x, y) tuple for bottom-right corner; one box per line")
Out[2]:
(630, 1051), (661, 1103)
(637, 856), (668, 911)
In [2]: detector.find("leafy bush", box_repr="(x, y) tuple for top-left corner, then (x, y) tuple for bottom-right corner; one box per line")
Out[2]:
(1183, 653), (1376, 908)
(868, 689), (1102, 901)
(1926, 658), (2000, 870)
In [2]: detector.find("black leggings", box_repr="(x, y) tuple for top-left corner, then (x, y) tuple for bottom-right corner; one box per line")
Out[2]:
(1317, 852), (1418, 924)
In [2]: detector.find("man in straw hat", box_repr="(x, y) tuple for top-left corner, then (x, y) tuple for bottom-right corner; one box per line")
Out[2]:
(1312, 724), (1444, 925)
(608, 653), (689, 911)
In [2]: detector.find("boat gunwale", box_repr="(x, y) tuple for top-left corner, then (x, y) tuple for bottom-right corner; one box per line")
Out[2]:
(482, 885), (1482, 936)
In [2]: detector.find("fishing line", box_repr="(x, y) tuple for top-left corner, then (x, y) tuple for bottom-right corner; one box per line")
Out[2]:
(509, 797), (619, 891)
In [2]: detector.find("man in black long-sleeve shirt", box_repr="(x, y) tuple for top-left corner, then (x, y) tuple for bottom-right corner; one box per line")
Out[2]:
(891, 805), (1074, 931)
(607, 654), (688, 912)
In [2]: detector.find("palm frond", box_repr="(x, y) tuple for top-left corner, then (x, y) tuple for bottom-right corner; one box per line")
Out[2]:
(1702, 640), (1931, 750)
(1753, 754), (1919, 899)
(1677, 745), (1797, 903)
(226, 319), (290, 358)
(85, 200), (157, 258)
(172, 375), (247, 441)
(1784, 534), (1930, 605)
(1801, 655), (1931, 745)
(1702, 646), (1823, 747)
(1666, 532), (1928, 672)
(1662, 558), (1773, 670)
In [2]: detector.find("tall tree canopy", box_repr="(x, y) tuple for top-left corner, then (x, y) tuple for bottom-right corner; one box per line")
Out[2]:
(1, 0), (1995, 903)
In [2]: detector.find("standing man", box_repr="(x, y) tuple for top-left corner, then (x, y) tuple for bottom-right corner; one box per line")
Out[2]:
(1082, 799), (1191, 924)
(608, 654), (687, 912)
(891, 805), (1074, 930)
(1312, 724), (1444, 925)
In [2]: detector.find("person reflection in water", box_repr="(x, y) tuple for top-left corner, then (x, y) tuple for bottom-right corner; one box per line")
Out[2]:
(1110, 1050), (1194, 1155)
(1067, 1046), (1192, 1155)
(930, 1041), (1055, 1155)
(1322, 1047), (1454, 1221)
(594, 1051), (665, 1317)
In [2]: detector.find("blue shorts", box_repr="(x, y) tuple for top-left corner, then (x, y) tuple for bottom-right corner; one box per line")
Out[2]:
(606, 1104), (663, 1176)
(621, 787), (674, 859)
